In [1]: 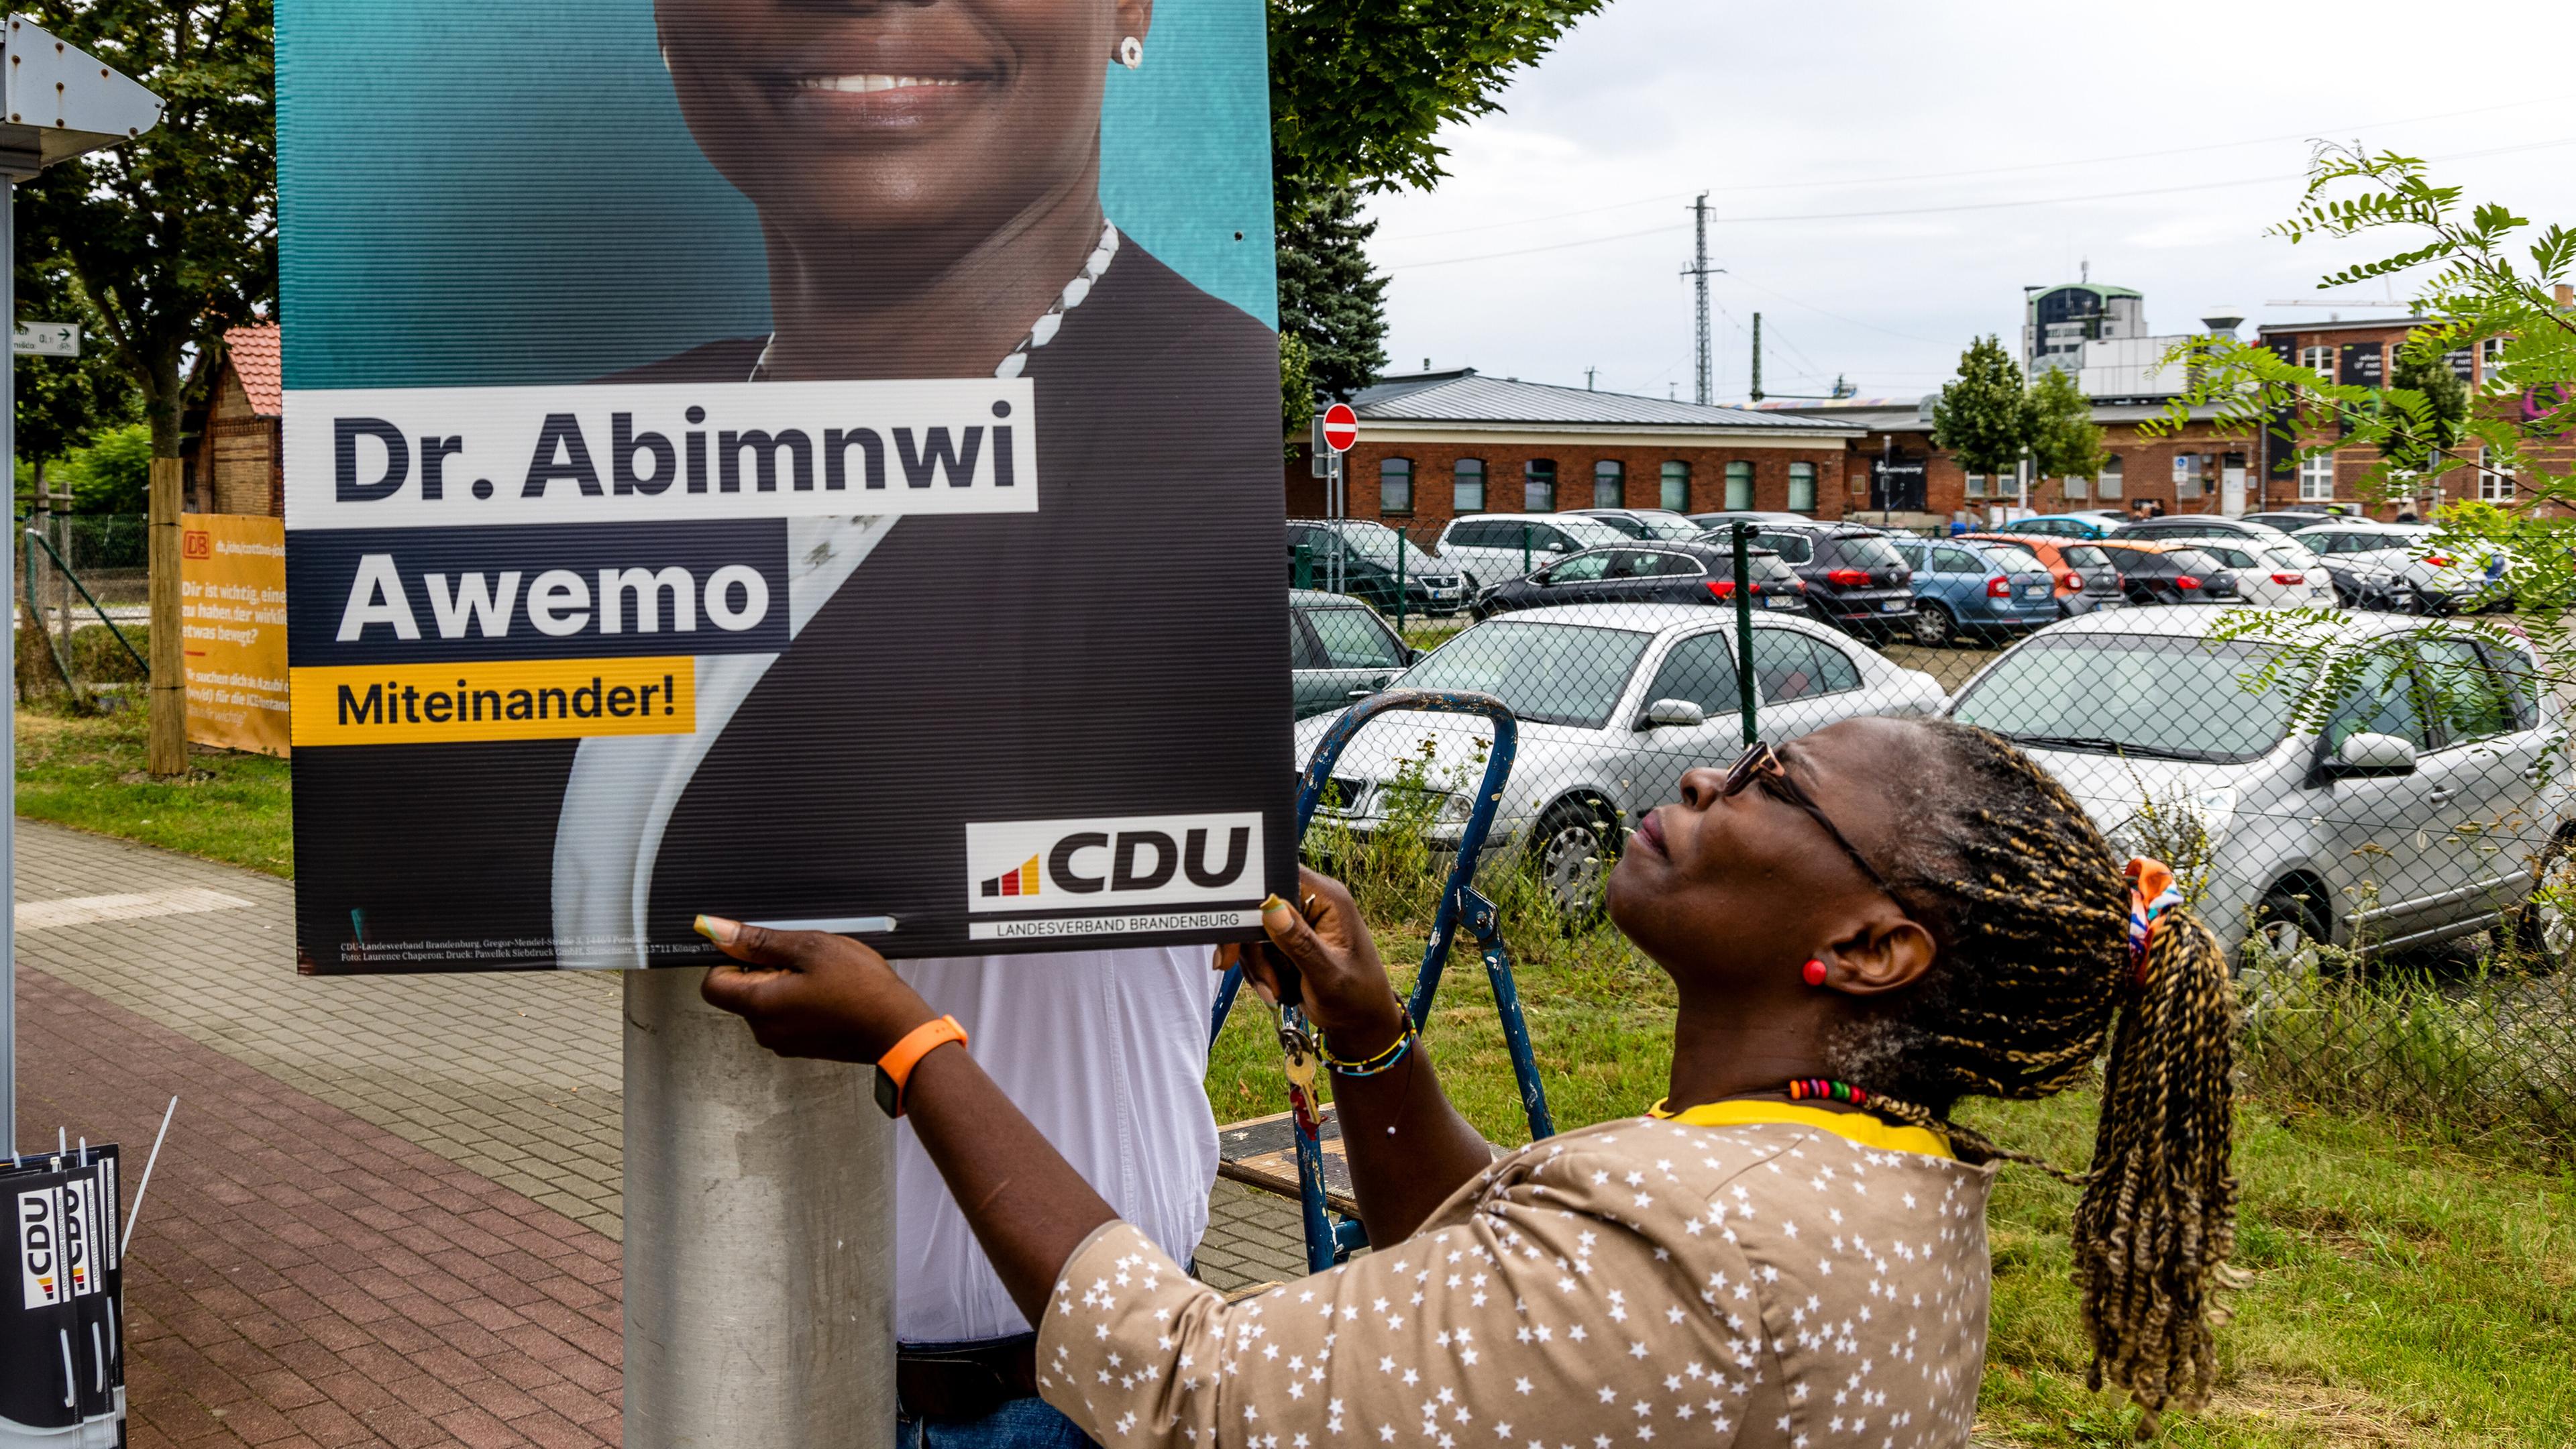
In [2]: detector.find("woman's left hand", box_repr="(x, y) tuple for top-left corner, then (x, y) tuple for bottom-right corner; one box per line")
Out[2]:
(695, 915), (936, 1063)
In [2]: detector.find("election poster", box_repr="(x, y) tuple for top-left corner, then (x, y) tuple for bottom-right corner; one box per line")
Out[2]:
(182, 513), (292, 757)
(278, 0), (1293, 971)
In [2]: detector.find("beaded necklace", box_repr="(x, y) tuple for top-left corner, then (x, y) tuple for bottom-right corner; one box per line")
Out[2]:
(748, 220), (1120, 383)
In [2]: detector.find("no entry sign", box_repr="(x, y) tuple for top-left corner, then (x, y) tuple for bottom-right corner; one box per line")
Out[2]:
(1320, 404), (1358, 453)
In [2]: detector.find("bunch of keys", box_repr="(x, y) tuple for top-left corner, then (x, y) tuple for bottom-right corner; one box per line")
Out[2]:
(1272, 1000), (1319, 1093)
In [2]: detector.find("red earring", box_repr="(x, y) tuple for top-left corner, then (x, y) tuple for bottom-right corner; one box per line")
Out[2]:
(1802, 959), (1829, 987)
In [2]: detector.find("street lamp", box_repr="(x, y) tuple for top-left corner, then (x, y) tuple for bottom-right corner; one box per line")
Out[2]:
(1, 18), (162, 1157)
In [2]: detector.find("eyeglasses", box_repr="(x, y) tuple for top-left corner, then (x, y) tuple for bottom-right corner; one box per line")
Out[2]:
(1721, 742), (1901, 901)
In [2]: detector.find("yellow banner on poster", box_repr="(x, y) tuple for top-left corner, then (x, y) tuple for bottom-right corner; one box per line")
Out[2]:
(180, 513), (292, 757)
(288, 657), (697, 747)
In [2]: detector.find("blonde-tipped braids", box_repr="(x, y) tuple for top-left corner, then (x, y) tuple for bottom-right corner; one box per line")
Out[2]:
(1830, 720), (2239, 1428)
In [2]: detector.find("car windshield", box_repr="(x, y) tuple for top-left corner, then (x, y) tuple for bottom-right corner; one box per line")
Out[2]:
(1981, 538), (2043, 559)
(1950, 634), (2297, 762)
(1635, 515), (1704, 541)
(1555, 517), (1631, 548)
(1398, 620), (1653, 729)
(1324, 523), (1440, 568)
(2061, 545), (2112, 568)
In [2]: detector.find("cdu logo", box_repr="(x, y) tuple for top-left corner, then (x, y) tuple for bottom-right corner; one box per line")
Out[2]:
(966, 813), (1263, 915)
(19, 1188), (62, 1309)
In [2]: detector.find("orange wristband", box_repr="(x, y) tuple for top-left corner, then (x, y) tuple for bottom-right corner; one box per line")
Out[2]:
(873, 1015), (969, 1118)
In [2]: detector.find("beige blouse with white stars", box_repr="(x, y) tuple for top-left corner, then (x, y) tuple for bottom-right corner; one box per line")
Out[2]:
(1035, 1102), (1998, 1449)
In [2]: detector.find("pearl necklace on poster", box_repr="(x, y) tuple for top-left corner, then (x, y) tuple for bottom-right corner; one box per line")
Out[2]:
(747, 221), (1121, 383)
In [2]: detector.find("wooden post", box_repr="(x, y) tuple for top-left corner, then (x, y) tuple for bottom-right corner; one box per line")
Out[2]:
(148, 456), (186, 776)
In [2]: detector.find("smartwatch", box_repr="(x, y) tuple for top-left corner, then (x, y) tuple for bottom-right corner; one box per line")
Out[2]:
(873, 1015), (969, 1118)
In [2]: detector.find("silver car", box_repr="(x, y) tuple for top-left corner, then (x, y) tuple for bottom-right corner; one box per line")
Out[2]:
(1293, 604), (1947, 912)
(1943, 606), (2571, 967)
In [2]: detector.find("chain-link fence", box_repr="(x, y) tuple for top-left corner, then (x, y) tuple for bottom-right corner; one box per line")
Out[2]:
(13, 513), (150, 705)
(1283, 512), (2576, 1154)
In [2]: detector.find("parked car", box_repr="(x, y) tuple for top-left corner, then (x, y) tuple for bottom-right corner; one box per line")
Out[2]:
(1472, 541), (1806, 620)
(1566, 507), (1707, 542)
(1943, 606), (2570, 967)
(1433, 513), (1632, 589)
(1295, 604), (1947, 914)
(2008, 513), (2124, 540)
(1960, 533), (2128, 618)
(1289, 589), (1412, 720)
(2143, 537), (2332, 609)
(2112, 514), (2308, 552)
(2241, 507), (2360, 531)
(1884, 536), (2058, 647)
(2092, 541), (2243, 605)
(1285, 520), (1468, 616)
(1728, 522), (1915, 636)
(2291, 521), (2514, 614)
(1686, 510), (1819, 533)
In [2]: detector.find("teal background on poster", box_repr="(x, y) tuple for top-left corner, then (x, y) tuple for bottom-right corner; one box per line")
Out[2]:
(278, 1), (1277, 389)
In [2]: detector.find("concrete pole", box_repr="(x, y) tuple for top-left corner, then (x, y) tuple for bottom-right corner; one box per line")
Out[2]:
(146, 455), (185, 775)
(623, 968), (894, 1449)
(2, 175), (16, 1156)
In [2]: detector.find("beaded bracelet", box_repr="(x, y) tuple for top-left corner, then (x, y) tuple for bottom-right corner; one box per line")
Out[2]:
(1318, 1025), (1418, 1077)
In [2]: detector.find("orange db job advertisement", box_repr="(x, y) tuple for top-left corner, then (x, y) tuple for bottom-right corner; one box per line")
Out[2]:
(181, 513), (291, 757)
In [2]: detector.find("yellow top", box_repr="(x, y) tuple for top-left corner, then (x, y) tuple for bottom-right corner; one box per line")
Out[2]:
(1648, 1096), (1955, 1160)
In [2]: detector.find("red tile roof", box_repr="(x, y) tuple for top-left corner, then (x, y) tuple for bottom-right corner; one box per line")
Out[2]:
(224, 323), (282, 417)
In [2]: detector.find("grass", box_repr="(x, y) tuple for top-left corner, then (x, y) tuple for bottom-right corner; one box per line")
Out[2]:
(13, 705), (292, 875)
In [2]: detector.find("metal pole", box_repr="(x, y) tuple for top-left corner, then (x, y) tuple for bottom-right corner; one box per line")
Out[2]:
(625, 969), (894, 1449)
(2, 175), (15, 1156)
(1393, 525), (1407, 637)
(1731, 523), (1757, 747)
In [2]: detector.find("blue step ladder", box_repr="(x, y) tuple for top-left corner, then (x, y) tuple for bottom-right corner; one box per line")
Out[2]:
(1210, 688), (1556, 1273)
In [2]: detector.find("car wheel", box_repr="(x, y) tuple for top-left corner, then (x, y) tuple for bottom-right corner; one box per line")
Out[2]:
(1529, 796), (1619, 923)
(1909, 602), (1955, 647)
(2248, 882), (2328, 975)
(2510, 833), (2576, 975)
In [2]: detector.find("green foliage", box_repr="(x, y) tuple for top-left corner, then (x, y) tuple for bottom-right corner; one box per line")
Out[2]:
(19, 0), (276, 458)
(1267, 0), (1606, 401)
(1279, 329), (1315, 451)
(1277, 180), (1391, 403)
(1929, 336), (2031, 478)
(2025, 363), (2109, 481)
(55, 423), (154, 515)
(14, 256), (142, 470)
(1269, 0), (1610, 198)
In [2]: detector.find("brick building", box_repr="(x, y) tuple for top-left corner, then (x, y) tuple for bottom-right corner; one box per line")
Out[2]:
(193, 323), (284, 516)
(1287, 370), (1862, 531)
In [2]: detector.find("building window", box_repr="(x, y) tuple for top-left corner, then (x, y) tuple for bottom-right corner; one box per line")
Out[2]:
(1723, 460), (1754, 510)
(1452, 458), (1486, 514)
(1964, 474), (1986, 499)
(1379, 457), (1414, 515)
(2097, 456), (2123, 499)
(1659, 460), (1690, 511)
(1786, 461), (1817, 513)
(2481, 337), (2508, 390)
(1593, 459), (1624, 509)
(2300, 344), (2335, 381)
(2298, 453), (2334, 502)
(2174, 452), (2203, 500)
(2479, 448), (2514, 502)
(1523, 458), (1558, 511)
(2065, 473), (2090, 500)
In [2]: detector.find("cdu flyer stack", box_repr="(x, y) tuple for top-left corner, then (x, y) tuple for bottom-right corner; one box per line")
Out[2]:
(3, 1146), (124, 1446)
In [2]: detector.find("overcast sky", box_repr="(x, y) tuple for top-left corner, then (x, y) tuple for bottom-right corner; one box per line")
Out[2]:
(1360, 0), (2576, 405)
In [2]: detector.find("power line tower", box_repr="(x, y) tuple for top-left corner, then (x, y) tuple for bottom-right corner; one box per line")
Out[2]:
(1680, 193), (1717, 405)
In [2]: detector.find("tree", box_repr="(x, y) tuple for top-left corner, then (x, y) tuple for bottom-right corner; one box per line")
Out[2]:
(15, 257), (142, 503)
(2383, 343), (2469, 476)
(1277, 180), (1389, 403)
(1268, 0), (1608, 405)
(1929, 337), (2030, 480)
(19, 1), (274, 462)
(2025, 363), (2108, 481)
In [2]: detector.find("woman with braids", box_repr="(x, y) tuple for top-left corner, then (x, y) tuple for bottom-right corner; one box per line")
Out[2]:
(694, 716), (2241, 1445)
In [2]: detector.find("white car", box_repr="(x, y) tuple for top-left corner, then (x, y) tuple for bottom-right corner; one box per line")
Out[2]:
(1434, 513), (1633, 590)
(1294, 604), (1947, 914)
(1944, 606), (2571, 967)
(2147, 537), (2333, 608)
(2291, 521), (2516, 613)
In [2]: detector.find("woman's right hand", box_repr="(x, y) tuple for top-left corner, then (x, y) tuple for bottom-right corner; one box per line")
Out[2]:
(1219, 867), (1409, 1056)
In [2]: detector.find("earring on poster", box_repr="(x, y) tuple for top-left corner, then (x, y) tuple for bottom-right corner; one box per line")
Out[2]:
(1118, 36), (1143, 70)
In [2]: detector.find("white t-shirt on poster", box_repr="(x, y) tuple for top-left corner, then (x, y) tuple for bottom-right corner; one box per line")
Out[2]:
(890, 947), (1220, 1344)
